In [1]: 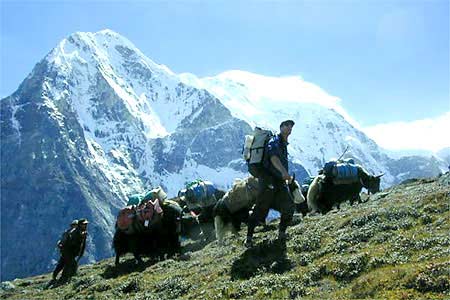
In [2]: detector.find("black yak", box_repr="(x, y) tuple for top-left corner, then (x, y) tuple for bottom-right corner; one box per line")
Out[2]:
(307, 165), (383, 214)
(178, 181), (226, 241)
(113, 200), (183, 266)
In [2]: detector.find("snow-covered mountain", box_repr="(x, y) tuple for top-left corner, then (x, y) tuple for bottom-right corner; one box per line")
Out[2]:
(0, 29), (444, 281)
(181, 70), (446, 183)
(435, 147), (450, 166)
(181, 71), (389, 179)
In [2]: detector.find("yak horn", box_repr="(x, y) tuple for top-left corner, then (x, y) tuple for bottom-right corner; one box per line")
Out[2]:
(376, 173), (385, 178)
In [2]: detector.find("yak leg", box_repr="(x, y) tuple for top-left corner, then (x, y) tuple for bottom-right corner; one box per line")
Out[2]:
(231, 221), (240, 238)
(128, 236), (143, 264)
(349, 195), (361, 205)
(214, 215), (226, 243)
(296, 202), (308, 217)
(231, 211), (245, 235)
(168, 235), (178, 256)
(133, 253), (143, 265)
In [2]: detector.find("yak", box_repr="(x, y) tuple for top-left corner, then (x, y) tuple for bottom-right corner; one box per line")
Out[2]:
(113, 200), (183, 266)
(213, 176), (304, 243)
(213, 176), (259, 243)
(178, 183), (226, 242)
(307, 165), (383, 214)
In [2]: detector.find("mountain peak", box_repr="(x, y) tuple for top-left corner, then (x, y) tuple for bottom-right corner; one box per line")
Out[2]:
(68, 29), (135, 50)
(46, 29), (176, 78)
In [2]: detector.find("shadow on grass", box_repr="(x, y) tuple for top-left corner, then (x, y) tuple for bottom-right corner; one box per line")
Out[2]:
(102, 257), (158, 279)
(231, 238), (294, 280)
(182, 237), (214, 253)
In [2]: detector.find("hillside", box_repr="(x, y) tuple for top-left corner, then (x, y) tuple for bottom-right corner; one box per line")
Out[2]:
(1, 173), (449, 299)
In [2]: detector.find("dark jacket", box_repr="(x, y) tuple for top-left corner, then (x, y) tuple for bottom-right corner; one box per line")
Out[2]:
(57, 228), (73, 249)
(61, 228), (87, 258)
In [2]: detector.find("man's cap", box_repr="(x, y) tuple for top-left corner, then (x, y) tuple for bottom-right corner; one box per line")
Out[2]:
(78, 218), (89, 224)
(71, 219), (79, 225)
(280, 120), (295, 127)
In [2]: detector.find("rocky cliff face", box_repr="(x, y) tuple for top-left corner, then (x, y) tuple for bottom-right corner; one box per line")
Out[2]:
(1, 58), (122, 280)
(0, 30), (444, 280)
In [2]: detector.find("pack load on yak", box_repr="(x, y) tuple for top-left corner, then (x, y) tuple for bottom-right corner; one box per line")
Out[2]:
(116, 206), (136, 234)
(143, 186), (168, 203)
(243, 127), (274, 178)
(183, 180), (219, 210)
(178, 188), (187, 198)
(185, 179), (204, 189)
(118, 187), (168, 234)
(127, 194), (144, 206)
(322, 158), (359, 185)
(126, 186), (167, 206)
(116, 199), (163, 234)
(221, 177), (258, 214)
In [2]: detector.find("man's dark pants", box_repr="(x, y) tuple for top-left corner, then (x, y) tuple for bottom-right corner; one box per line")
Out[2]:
(52, 252), (77, 282)
(247, 172), (295, 238)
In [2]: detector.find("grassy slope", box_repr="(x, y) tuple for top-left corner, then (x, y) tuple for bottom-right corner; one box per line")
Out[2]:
(2, 174), (449, 300)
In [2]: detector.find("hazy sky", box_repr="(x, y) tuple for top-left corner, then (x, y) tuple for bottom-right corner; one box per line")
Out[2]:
(1, 0), (449, 150)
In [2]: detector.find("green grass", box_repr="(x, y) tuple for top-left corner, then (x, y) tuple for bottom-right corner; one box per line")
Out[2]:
(2, 174), (449, 300)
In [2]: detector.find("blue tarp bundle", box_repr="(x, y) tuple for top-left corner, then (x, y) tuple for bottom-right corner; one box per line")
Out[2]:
(332, 163), (359, 184)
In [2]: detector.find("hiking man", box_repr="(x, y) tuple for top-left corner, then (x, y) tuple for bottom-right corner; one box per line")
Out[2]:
(51, 218), (88, 284)
(245, 120), (296, 248)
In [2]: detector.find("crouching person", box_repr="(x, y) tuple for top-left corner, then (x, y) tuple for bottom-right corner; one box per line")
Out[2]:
(50, 218), (88, 285)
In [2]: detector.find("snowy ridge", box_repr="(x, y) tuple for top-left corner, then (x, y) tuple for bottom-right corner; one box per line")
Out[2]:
(181, 71), (395, 185)
(180, 70), (359, 127)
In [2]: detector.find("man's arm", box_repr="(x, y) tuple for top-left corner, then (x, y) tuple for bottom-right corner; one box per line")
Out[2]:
(270, 155), (292, 183)
(77, 236), (87, 260)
